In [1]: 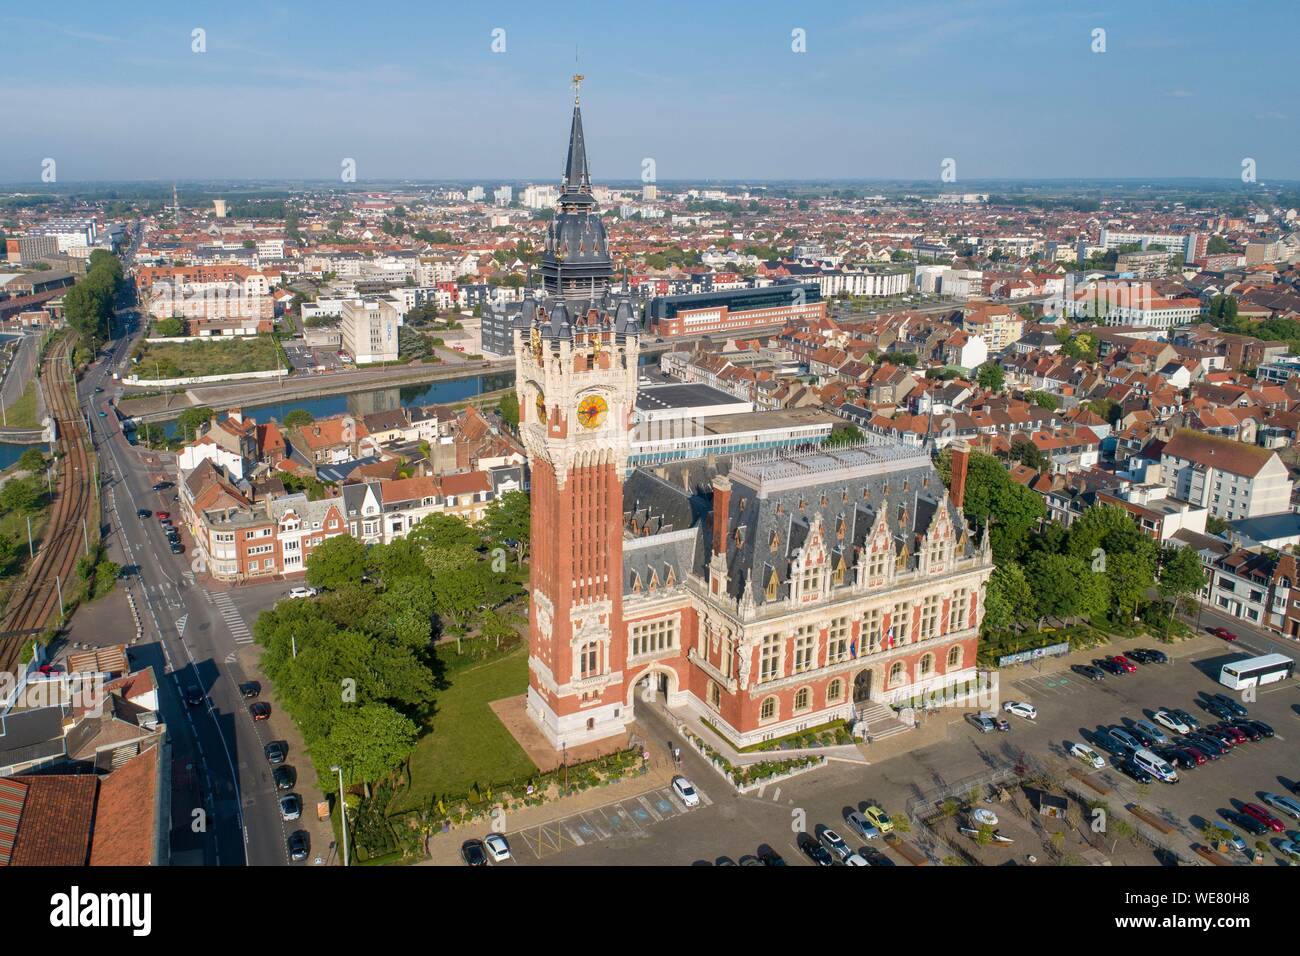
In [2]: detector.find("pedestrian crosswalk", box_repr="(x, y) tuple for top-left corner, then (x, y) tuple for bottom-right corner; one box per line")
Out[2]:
(212, 592), (254, 645)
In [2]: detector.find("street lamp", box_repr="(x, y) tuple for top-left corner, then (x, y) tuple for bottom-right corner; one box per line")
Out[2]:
(330, 765), (349, 867)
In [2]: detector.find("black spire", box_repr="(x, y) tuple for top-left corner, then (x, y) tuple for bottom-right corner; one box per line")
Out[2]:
(562, 101), (591, 194)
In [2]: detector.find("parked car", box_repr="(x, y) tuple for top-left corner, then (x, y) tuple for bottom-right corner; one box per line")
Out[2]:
(1002, 700), (1037, 721)
(287, 586), (318, 600)
(843, 851), (871, 866)
(1183, 733), (1225, 758)
(1133, 720), (1169, 746)
(816, 826), (852, 863)
(1210, 626), (1238, 642)
(1153, 710), (1191, 734)
(845, 810), (882, 841)
(1201, 700), (1236, 721)
(1171, 708), (1200, 731)
(1209, 723), (1249, 746)
(1235, 718), (1273, 738)
(1278, 840), (1300, 862)
(1229, 721), (1262, 742)
(1261, 792), (1300, 821)
(279, 793), (302, 821)
(136, 508), (152, 519)
(169, 541), (184, 555)
(1129, 648), (1168, 664)
(152, 481), (173, 491)
(272, 766), (295, 791)
(461, 839), (488, 866)
(1120, 758), (1154, 784)
(484, 833), (512, 863)
(966, 712), (996, 734)
(1096, 658), (1127, 676)
(1108, 655), (1137, 674)
(265, 741), (287, 766)
(183, 686), (205, 707)
(1073, 664), (1106, 682)
(1070, 742), (1106, 769)
(863, 805), (894, 834)
(758, 848), (787, 866)
(287, 830), (310, 862)
(239, 682), (261, 700)
(249, 702), (271, 721)
(801, 841), (834, 866)
(1175, 740), (1211, 763)
(1109, 727), (1142, 752)
(1242, 803), (1285, 832)
(1211, 693), (1248, 718)
(1230, 811), (1269, 837)
(156, 511), (170, 521)
(672, 775), (700, 808)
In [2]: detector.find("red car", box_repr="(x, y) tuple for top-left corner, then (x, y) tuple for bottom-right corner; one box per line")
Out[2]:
(1109, 655), (1137, 674)
(1210, 627), (1238, 642)
(1242, 803), (1285, 832)
(1212, 723), (1249, 745)
(156, 511), (171, 522)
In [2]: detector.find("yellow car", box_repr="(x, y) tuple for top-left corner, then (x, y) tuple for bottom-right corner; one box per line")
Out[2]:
(864, 805), (894, 834)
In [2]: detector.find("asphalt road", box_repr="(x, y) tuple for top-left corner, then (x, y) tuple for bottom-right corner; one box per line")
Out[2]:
(82, 300), (291, 866)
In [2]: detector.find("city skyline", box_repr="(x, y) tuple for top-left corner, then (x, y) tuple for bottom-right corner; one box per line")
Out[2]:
(3, 0), (1298, 183)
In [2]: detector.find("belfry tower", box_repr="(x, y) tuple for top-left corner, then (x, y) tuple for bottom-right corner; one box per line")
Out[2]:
(515, 78), (642, 747)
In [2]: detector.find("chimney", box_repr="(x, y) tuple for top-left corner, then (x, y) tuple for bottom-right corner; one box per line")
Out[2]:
(228, 407), (242, 424)
(949, 439), (971, 509)
(711, 475), (732, 557)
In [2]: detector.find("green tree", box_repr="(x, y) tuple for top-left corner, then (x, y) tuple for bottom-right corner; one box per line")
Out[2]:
(315, 703), (419, 790)
(175, 406), (214, 443)
(982, 561), (1033, 632)
(153, 317), (185, 337)
(825, 424), (863, 447)
(0, 476), (43, 514)
(480, 490), (530, 563)
(497, 392), (519, 430)
(16, 448), (45, 474)
(976, 363), (1005, 392)
(1157, 544), (1208, 622)
(305, 534), (369, 590)
(953, 452), (1046, 562)
(283, 408), (315, 428)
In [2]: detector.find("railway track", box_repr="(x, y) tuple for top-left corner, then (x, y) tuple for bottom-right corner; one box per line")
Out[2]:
(0, 334), (96, 674)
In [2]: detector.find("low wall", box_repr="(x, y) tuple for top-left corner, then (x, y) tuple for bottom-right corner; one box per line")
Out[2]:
(122, 368), (286, 387)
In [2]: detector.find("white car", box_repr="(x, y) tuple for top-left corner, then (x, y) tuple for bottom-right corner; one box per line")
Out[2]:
(484, 833), (511, 863)
(1070, 742), (1106, 769)
(672, 775), (700, 808)
(843, 851), (871, 866)
(287, 586), (318, 599)
(1152, 710), (1191, 734)
(1002, 701), (1037, 721)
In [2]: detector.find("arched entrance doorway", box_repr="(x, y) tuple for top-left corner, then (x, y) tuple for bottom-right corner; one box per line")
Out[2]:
(627, 665), (679, 710)
(853, 668), (873, 705)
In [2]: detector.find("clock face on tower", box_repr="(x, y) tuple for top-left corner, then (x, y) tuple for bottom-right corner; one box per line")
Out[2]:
(576, 394), (608, 430)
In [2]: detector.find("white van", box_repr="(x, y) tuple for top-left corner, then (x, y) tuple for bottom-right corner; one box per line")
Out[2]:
(1132, 747), (1178, 784)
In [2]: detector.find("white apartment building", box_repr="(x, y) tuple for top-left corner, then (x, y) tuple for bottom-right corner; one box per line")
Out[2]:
(340, 297), (401, 364)
(1160, 429), (1294, 520)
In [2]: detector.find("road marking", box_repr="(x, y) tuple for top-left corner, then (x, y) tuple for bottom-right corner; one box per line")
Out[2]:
(212, 592), (254, 644)
(176, 614), (187, 638)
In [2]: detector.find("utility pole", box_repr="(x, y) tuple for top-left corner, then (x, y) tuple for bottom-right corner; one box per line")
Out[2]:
(56, 575), (65, 621)
(26, 516), (34, 557)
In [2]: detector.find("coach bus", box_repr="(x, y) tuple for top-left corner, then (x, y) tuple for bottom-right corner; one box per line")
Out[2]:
(1218, 653), (1295, 691)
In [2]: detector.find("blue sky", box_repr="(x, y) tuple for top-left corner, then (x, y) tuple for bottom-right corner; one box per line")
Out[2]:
(2, 0), (1297, 183)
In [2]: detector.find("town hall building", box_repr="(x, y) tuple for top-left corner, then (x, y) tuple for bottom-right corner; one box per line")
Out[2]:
(515, 81), (996, 749)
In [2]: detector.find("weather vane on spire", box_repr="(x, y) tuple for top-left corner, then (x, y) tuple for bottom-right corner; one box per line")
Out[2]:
(572, 72), (584, 103)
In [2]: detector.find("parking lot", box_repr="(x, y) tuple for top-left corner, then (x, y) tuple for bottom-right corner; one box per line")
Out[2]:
(497, 637), (1299, 865)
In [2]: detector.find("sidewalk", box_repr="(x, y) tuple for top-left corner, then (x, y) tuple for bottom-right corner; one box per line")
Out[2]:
(418, 723), (679, 866)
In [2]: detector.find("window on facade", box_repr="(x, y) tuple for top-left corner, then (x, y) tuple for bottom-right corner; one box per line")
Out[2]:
(949, 588), (969, 631)
(827, 617), (850, 663)
(920, 595), (941, 640)
(928, 537), (946, 568)
(760, 696), (777, 722)
(947, 645), (962, 669)
(888, 661), (905, 687)
(630, 618), (676, 659)
(861, 608), (882, 653)
(793, 626), (816, 674)
(765, 570), (780, 602)
(800, 564), (820, 598)
(760, 633), (782, 682)
(892, 602), (912, 645)
(827, 679), (845, 704)
(708, 681), (721, 710)
(869, 545), (889, 581)
(580, 642), (599, 678)
(919, 654), (934, 676)
(794, 687), (811, 713)
(833, 555), (847, 585)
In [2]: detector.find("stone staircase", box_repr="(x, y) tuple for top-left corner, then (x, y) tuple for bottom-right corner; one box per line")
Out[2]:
(855, 700), (912, 742)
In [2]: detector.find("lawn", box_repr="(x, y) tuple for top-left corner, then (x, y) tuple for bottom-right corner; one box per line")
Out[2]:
(3, 380), (41, 429)
(132, 335), (283, 379)
(388, 644), (536, 813)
